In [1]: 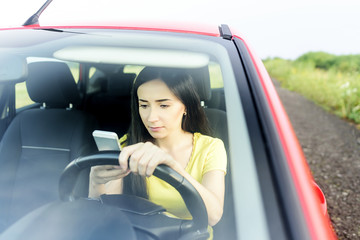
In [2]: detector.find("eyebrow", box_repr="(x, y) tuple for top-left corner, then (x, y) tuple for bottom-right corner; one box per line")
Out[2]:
(139, 99), (172, 103)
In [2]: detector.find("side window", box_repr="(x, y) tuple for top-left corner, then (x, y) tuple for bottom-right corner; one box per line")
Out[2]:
(15, 82), (34, 109)
(207, 62), (226, 111)
(68, 62), (80, 83)
(124, 65), (144, 75)
(209, 62), (224, 89)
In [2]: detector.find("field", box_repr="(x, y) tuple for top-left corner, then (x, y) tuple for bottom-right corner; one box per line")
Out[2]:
(274, 78), (360, 239)
(263, 52), (360, 127)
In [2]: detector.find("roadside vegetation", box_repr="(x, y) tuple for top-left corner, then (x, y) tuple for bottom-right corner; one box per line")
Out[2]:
(263, 52), (360, 127)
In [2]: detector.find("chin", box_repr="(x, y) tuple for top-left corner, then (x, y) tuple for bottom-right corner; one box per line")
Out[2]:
(148, 131), (166, 139)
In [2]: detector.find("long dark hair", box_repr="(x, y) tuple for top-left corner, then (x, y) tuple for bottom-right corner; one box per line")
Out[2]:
(122, 67), (211, 198)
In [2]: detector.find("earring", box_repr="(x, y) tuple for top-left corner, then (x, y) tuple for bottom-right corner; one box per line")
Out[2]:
(184, 112), (187, 116)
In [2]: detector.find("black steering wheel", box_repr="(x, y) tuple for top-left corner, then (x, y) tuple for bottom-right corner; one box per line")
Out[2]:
(58, 151), (209, 239)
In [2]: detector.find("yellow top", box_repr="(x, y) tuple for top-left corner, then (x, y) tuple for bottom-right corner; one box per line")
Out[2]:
(119, 132), (227, 238)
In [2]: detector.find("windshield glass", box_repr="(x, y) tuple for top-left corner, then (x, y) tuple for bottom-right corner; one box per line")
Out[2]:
(0, 28), (262, 239)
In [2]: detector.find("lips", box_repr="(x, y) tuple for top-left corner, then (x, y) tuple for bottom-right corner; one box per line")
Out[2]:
(149, 126), (163, 132)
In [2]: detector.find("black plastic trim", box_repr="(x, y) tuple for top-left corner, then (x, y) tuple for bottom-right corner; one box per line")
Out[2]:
(232, 37), (311, 240)
(219, 24), (232, 40)
(218, 38), (289, 240)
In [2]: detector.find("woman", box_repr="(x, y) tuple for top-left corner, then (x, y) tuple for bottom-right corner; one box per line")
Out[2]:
(89, 67), (227, 235)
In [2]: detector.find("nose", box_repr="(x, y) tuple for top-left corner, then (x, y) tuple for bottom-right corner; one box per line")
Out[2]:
(147, 107), (159, 122)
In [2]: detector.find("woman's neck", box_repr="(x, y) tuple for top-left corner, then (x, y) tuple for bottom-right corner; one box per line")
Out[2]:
(155, 130), (193, 152)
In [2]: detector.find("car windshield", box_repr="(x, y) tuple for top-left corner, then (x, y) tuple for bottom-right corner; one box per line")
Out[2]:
(0, 28), (269, 239)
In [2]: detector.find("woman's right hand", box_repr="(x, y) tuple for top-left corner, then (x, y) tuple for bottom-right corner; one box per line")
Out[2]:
(90, 165), (130, 184)
(88, 165), (130, 198)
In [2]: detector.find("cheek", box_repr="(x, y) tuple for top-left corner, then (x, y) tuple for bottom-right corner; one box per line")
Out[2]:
(138, 109), (147, 123)
(172, 107), (185, 123)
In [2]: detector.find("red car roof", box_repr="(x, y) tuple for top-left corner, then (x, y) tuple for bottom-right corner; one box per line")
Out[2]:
(2, 20), (222, 38)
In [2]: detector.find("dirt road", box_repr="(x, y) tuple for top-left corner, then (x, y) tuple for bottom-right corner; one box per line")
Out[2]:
(273, 79), (360, 239)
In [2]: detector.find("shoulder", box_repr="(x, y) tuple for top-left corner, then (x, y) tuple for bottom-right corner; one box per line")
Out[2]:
(194, 133), (226, 152)
(194, 132), (224, 147)
(193, 133), (227, 174)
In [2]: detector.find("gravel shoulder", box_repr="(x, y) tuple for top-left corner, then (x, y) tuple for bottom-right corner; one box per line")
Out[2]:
(273, 79), (360, 240)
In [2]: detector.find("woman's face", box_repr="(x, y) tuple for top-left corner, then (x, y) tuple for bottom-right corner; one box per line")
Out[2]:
(137, 79), (186, 140)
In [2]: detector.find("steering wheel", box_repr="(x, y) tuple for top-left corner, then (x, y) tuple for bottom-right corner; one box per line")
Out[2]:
(58, 151), (209, 238)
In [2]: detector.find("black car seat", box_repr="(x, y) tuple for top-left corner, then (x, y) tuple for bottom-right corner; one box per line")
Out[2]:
(85, 66), (135, 137)
(190, 67), (236, 239)
(188, 67), (228, 148)
(0, 61), (97, 231)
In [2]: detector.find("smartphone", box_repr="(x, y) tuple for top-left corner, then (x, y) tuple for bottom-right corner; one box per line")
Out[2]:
(92, 130), (121, 151)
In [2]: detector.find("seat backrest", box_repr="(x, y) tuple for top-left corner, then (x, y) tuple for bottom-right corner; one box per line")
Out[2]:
(0, 61), (97, 231)
(189, 67), (228, 146)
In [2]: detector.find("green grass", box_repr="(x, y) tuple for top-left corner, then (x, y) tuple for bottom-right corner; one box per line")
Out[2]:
(263, 55), (360, 126)
(209, 62), (223, 88)
(15, 82), (34, 109)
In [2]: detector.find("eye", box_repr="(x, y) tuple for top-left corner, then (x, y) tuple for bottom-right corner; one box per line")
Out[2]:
(139, 104), (148, 109)
(160, 104), (169, 108)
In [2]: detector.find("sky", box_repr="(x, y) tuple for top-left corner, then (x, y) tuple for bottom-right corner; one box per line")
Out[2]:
(0, 0), (359, 60)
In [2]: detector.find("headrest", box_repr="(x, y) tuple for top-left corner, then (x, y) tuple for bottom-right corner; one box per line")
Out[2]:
(26, 62), (81, 107)
(187, 67), (211, 101)
(107, 72), (136, 97)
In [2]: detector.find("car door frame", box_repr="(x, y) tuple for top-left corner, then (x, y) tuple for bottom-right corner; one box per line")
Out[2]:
(0, 83), (15, 141)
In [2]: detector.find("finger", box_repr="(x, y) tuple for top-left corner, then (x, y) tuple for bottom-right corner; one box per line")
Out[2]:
(102, 168), (129, 178)
(92, 165), (116, 171)
(130, 142), (156, 175)
(146, 151), (174, 177)
(93, 171), (130, 184)
(145, 152), (162, 177)
(90, 166), (115, 182)
(90, 166), (130, 184)
(137, 148), (156, 176)
(102, 169), (131, 181)
(92, 165), (124, 175)
(119, 143), (144, 170)
(129, 147), (146, 174)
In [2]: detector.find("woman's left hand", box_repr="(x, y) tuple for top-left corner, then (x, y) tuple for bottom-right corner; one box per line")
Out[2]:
(119, 141), (226, 226)
(118, 142), (177, 177)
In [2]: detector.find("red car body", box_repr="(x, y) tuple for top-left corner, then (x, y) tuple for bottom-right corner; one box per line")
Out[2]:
(243, 36), (336, 239)
(0, 10), (336, 240)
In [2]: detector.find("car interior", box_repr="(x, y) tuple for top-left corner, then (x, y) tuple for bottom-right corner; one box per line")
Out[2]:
(0, 53), (236, 239)
(0, 61), (98, 231)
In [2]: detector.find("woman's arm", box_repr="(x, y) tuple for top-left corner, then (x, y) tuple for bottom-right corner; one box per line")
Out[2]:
(172, 164), (225, 226)
(119, 142), (226, 226)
